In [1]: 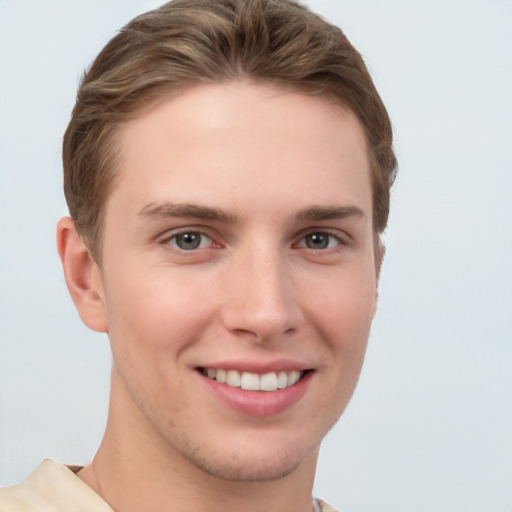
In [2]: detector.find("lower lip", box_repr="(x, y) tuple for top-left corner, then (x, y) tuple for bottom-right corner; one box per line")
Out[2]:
(199, 371), (313, 417)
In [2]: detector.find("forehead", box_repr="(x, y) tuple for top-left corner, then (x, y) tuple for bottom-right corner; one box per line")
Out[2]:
(108, 81), (372, 221)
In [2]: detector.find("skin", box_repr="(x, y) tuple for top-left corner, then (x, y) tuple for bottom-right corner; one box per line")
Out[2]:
(57, 81), (379, 512)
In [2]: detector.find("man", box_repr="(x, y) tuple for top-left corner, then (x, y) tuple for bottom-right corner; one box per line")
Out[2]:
(0, 0), (396, 510)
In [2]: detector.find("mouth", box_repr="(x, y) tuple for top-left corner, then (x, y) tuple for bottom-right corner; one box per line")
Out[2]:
(198, 367), (309, 392)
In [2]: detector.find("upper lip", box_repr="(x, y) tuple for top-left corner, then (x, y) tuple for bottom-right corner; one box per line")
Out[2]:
(195, 359), (314, 374)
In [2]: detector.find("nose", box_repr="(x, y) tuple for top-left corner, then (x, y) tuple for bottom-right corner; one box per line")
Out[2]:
(220, 245), (302, 343)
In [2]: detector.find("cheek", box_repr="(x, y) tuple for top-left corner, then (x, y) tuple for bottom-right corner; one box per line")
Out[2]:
(313, 269), (376, 346)
(103, 265), (217, 358)
(316, 273), (375, 407)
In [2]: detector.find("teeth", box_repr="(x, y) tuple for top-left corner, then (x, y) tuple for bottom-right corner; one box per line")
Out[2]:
(241, 372), (260, 391)
(288, 370), (301, 386)
(277, 371), (288, 389)
(226, 370), (241, 387)
(216, 369), (227, 384)
(260, 372), (278, 391)
(202, 368), (305, 391)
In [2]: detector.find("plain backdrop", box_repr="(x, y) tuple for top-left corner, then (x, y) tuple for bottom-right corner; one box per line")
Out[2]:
(1, 1), (511, 511)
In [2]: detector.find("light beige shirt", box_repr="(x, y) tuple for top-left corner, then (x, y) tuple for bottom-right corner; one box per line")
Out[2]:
(0, 460), (338, 512)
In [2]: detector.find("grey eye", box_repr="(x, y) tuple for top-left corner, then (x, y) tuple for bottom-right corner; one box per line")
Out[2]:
(301, 232), (340, 250)
(305, 233), (329, 249)
(171, 232), (209, 250)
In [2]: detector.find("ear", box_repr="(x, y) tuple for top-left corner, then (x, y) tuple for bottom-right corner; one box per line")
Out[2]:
(375, 241), (386, 282)
(56, 217), (108, 333)
(373, 241), (386, 317)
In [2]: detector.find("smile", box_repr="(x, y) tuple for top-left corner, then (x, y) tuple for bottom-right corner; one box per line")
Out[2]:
(200, 368), (305, 391)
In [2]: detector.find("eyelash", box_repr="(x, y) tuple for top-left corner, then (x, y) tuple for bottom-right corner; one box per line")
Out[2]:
(162, 230), (216, 251)
(294, 231), (346, 251)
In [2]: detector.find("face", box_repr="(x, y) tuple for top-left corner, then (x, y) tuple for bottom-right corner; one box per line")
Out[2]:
(95, 81), (378, 482)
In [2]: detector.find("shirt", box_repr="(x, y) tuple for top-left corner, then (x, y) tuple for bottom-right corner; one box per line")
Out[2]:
(0, 460), (338, 511)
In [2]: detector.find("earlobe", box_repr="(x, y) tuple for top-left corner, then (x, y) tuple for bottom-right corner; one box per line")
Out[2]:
(56, 217), (108, 333)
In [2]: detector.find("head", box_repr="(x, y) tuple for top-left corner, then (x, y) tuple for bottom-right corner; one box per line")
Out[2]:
(63, 0), (396, 264)
(57, 0), (397, 488)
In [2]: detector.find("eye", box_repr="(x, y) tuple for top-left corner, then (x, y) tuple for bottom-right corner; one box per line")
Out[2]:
(299, 232), (341, 250)
(166, 231), (213, 251)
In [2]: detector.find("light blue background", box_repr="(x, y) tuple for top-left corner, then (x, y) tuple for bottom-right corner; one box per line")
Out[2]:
(1, 1), (511, 511)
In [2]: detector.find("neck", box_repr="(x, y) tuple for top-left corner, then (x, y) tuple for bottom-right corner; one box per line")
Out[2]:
(78, 369), (319, 512)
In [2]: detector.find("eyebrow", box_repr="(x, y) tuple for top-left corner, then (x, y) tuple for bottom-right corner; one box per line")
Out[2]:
(295, 205), (365, 222)
(138, 202), (365, 224)
(138, 202), (238, 223)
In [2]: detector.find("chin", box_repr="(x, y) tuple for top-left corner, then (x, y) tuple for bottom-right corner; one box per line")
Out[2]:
(185, 445), (312, 483)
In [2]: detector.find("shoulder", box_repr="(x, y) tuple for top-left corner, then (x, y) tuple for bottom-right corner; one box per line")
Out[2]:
(0, 460), (113, 512)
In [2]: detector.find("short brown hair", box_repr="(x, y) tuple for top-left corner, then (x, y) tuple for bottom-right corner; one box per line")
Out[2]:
(63, 0), (397, 261)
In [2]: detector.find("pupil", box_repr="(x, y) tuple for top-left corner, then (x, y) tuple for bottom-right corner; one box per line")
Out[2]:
(307, 233), (328, 249)
(178, 233), (200, 250)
